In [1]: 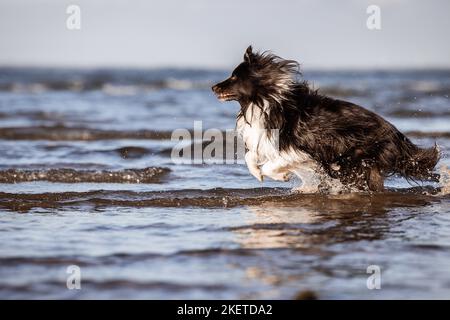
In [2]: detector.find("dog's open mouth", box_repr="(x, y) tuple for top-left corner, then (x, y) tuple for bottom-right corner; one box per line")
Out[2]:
(216, 93), (236, 101)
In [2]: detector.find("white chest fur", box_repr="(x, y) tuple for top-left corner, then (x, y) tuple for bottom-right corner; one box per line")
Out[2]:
(236, 103), (278, 163)
(236, 102), (321, 191)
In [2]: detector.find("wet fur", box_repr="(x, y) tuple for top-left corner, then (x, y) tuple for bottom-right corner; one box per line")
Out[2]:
(212, 46), (440, 192)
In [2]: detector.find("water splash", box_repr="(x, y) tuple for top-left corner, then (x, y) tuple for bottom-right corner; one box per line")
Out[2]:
(438, 164), (450, 195)
(291, 168), (355, 195)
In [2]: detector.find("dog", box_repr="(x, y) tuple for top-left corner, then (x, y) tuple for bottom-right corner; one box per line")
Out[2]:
(212, 46), (440, 192)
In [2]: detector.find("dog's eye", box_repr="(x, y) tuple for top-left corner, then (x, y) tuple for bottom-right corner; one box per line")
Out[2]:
(230, 75), (237, 81)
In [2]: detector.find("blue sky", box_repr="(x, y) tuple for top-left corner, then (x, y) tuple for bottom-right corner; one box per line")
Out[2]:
(0, 0), (449, 69)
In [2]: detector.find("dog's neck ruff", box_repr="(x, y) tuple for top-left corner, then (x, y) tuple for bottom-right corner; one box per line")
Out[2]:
(236, 101), (276, 160)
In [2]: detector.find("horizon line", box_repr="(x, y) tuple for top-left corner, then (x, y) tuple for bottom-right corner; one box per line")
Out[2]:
(1, 63), (450, 72)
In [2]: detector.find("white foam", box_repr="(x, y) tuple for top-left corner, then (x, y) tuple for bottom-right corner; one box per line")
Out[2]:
(291, 170), (355, 195)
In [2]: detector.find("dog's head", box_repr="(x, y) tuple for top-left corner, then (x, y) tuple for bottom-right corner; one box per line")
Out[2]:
(211, 46), (257, 102)
(212, 46), (300, 104)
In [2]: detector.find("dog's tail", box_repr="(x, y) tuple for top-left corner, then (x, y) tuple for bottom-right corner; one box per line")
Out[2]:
(396, 138), (440, 181)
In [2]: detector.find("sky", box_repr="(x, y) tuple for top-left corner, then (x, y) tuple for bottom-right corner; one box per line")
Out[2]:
(0, 0), (449, 69)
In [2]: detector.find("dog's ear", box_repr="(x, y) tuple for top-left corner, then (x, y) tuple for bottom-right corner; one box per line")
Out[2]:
(244, 45), (254, 63)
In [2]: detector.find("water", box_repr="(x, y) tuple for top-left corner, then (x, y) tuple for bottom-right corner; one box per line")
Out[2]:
(0, 67), (449, 299)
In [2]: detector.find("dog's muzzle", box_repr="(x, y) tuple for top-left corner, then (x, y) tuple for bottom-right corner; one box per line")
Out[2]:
(211, 84), (236, 101)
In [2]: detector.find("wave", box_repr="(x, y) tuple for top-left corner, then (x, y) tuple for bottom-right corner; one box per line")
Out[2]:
(0, 80), (213, 94)
(67, 146), (153, 159)
(110, 146), (152, 159)
(404, 131), (450, 139)
(0, 186), (447, 212)
(320, 86), (370, 98)
(0, 68), (223, 93)
(0, 126), (173, 141)
(1, 125), (448, 141)
(0, 248), (255, 267)
(0, 68), (220, 93)
(0, 162), (112, 170)
(0, 167), (170, 184)
(388, 110), (450, 118)
(0, 279), (228, 295)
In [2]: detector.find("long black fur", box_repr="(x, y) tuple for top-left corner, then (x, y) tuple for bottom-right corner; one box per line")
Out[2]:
(212, 46), (440, 191)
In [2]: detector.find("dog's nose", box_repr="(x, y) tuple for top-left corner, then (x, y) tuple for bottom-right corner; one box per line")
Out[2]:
(211, 84), (218, 92)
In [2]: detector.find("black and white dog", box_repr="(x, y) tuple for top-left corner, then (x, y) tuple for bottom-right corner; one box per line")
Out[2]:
(212, 46), (440, 192)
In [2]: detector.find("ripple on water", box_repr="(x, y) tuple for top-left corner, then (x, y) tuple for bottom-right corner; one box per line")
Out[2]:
(0, 167), (170, 184)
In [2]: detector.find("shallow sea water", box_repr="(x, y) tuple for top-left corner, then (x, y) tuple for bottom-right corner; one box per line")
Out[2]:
(0, 68), (449, 299)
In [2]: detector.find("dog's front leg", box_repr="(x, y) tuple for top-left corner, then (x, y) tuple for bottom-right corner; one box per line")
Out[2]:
(245, 151), (263, 182)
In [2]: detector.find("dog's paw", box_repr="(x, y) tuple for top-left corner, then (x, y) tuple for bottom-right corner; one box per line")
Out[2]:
(253, 173), (264, 182)
(274, 172), (291, 182)
(281, 172), (292, 182)
(252, 170), (264, 182)
(263, 171), (291, 182)
(248, 166), (263, 182)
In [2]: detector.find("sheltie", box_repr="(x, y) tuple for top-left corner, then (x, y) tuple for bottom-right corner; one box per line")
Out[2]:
(212, 46), (439, 192)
